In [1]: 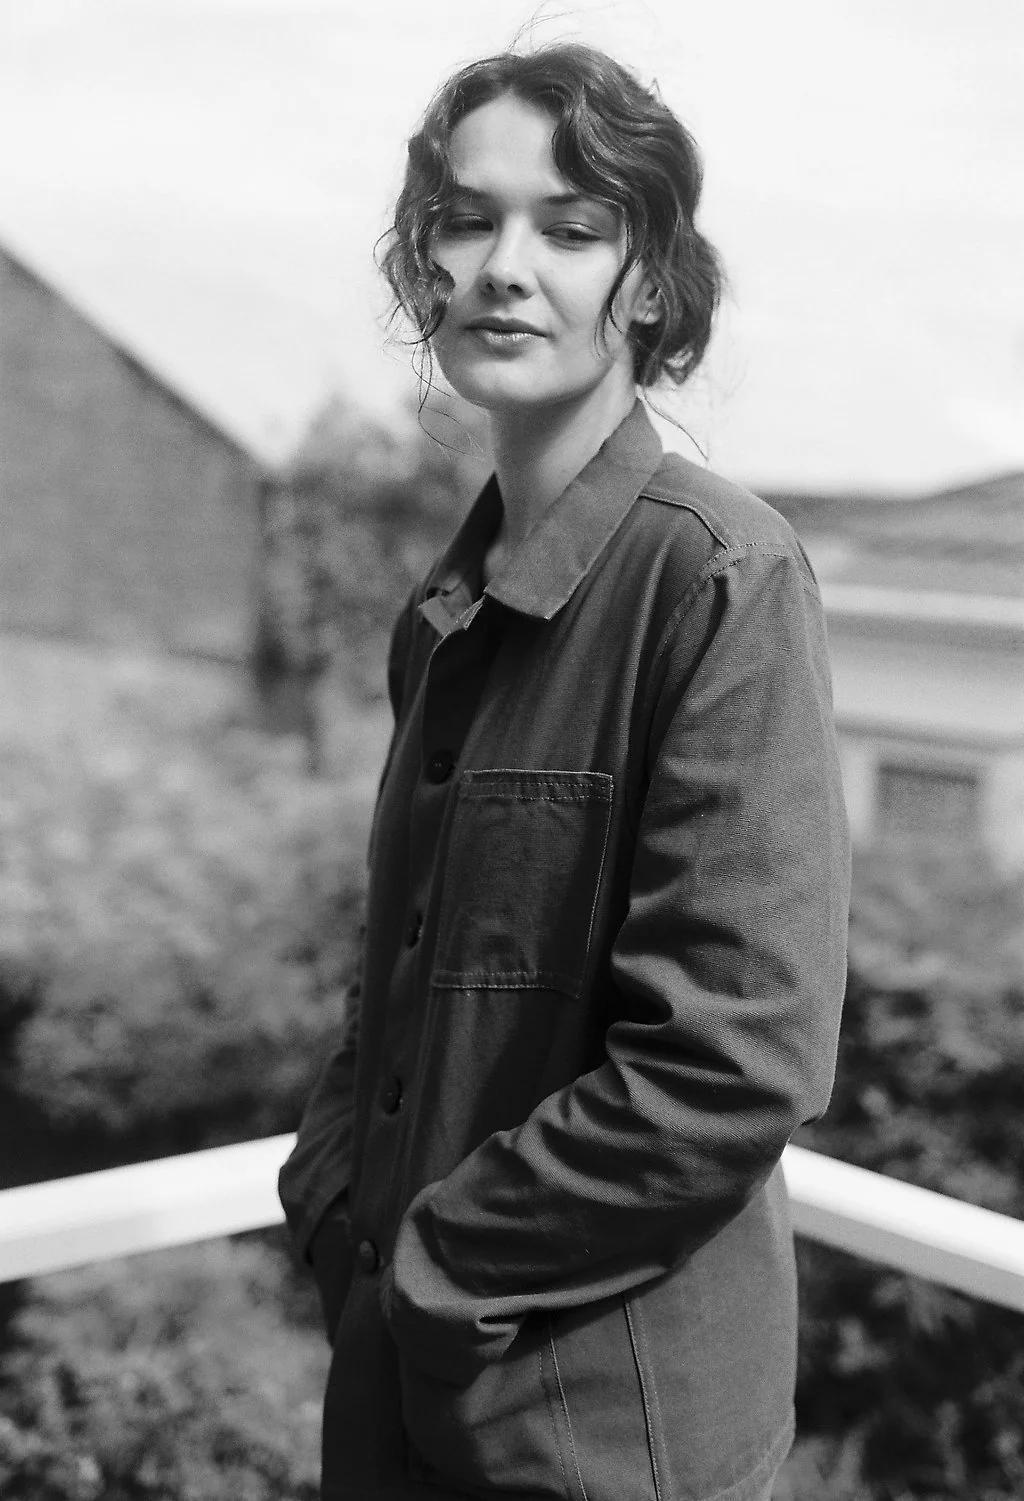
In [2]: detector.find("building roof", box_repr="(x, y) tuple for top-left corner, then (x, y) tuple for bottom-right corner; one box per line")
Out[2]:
(1, 239), (267, 476)
(767, 473), (1024, 600)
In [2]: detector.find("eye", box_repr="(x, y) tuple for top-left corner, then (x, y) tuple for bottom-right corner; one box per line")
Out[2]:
(439, 212), (491, 237)
(547, 223), (603, 247)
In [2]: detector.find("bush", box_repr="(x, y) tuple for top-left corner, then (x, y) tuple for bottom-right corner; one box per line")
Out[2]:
(789, 848), (1024, 1499)
(0, 1235), (328, 1501)
(0, 643), (387, 1184)
(261, 393), (488, 693)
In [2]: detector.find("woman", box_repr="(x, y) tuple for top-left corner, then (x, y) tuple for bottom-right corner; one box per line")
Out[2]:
(280, 42), (850, 1501)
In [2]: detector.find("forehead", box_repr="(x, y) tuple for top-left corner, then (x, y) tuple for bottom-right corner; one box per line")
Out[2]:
(448, 94), (572, 199)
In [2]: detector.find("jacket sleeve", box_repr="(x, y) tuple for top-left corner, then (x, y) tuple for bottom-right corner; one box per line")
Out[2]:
(278, 590), (418, 1259)
(382, 545), (851, 1382)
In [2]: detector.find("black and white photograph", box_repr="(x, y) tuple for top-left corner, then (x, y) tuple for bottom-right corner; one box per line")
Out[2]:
(1, 3), (1022, 1498)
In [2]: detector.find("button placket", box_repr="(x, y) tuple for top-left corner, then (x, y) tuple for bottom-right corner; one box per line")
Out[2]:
(417, 600), (498, 808)
(356, 1239), (380, 1274)
(425, 748), (455, 784)
(380, 1076), (403, 1114)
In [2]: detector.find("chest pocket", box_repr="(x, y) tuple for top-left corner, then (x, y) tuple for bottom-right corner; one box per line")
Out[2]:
(430, 769), (614, 1000)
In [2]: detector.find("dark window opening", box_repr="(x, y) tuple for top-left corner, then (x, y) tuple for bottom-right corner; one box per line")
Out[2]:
(874, 760), (981, 844)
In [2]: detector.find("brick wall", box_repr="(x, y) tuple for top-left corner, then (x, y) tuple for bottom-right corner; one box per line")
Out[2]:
(0, 247), (263, 661)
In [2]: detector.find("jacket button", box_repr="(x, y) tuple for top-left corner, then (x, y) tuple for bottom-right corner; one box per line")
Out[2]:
(381, 1076), (403, 1114)
(356, 1239), (379, 1273)
(405, 911), (423, 947)
(425, 749), (455, 784)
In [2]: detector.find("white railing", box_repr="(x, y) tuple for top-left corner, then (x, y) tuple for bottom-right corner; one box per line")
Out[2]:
(2, 1136), (1024, 1314)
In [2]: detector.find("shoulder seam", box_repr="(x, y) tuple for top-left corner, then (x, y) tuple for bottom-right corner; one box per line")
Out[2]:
(637, 483), (820, 601)
(648, 545), (818, 689)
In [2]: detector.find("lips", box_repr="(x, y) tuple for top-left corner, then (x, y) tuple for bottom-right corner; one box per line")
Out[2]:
(465, 318), (545, 336)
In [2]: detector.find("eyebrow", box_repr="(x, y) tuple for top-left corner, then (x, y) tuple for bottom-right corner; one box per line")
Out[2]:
(451, 184), (597, 208)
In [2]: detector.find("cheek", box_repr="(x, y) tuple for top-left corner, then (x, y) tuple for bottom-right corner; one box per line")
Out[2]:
(566, 289), (630, 360)
(556, 264), (630, 347)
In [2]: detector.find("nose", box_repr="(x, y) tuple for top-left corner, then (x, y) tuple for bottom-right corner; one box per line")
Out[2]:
(478, 222), (533, 298)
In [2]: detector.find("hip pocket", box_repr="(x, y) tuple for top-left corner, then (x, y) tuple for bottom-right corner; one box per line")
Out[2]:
(430, 769), (613, 1000)
(398, 1316), (585, 1499)
(399, 1299), (657, 1501)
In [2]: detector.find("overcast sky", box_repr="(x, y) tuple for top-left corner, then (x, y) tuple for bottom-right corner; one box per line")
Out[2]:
(1, 0), (1022, 491)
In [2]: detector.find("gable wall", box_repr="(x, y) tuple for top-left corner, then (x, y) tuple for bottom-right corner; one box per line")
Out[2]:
(0, 251), (261, 660)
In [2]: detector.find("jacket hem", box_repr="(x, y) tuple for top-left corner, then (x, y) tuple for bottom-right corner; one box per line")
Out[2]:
(319, 1413), (795, 1501)
(322, 1487), (547, 1501)
(700, 1407), (795, 1501)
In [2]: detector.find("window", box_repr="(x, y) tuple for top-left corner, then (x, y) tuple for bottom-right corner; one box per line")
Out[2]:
(874, 761), (981, 844)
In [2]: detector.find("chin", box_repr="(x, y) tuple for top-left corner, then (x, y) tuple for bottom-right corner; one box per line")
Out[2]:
(437, 362), (603, 418)
(439, 370), (556, 414)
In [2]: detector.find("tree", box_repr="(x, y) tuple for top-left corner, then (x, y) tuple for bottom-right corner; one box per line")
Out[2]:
(259, 392), (488, 769)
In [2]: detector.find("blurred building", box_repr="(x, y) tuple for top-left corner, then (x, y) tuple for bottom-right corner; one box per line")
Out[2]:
(4, 232), (1021, 858)
(0, 241), (264, 661)
(771, 477), (1024, 869)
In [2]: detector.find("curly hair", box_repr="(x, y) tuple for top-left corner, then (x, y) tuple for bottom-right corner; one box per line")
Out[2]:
(377, 42), (724, 390)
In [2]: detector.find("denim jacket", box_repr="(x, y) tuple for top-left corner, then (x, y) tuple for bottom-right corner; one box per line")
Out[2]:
(279, 400), (851, 1501)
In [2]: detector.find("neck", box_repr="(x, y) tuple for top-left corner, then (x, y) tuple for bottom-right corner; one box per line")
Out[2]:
(486, 379), (639, 551)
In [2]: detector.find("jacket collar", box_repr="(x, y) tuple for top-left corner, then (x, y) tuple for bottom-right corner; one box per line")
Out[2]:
(419, 399), (664, 634)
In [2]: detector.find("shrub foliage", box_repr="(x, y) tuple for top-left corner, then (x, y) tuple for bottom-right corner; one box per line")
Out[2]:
(0, 644), (382, 1185)
(0, 1236), (327, 1501)
(791, 849), (1024, 1499)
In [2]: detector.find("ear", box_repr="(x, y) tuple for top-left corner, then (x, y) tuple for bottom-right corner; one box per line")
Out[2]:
(630, 271), (663, 327)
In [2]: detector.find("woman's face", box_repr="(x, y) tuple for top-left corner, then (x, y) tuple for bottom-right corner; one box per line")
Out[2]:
(428, 93), (657, 419)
